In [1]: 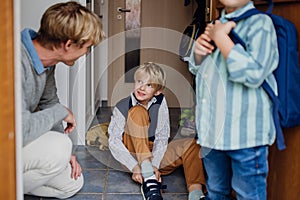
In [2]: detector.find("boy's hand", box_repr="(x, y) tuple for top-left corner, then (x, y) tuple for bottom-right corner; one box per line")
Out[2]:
(194, 32), (215, 65)
(153, 166), (161, 182)
(206, 20), (236, 42)
(132, 164), (143, 184)
(205, 20), (236, 59)
(194, 33), (215, 56)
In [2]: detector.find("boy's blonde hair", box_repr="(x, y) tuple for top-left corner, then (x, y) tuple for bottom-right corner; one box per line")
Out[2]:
(134, 62), (166, 91)
(37, 1), (105, 50)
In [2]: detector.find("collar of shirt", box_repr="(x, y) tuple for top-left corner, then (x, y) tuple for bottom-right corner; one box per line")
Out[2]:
(130, 92), (158, 110)
(21, 28), (47, 75)
(220, 1), (255, 22)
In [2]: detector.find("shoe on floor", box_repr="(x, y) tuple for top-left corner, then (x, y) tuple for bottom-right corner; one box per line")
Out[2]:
(141, 179), (166, 200)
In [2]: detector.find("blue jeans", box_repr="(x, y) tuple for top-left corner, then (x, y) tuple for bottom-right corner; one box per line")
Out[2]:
(202, 146), (268, 200)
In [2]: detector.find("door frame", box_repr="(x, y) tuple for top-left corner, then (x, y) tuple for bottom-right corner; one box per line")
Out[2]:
(0, 0), (22, 199)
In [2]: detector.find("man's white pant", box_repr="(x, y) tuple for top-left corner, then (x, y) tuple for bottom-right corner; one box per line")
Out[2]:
(23, 131), (84, 199)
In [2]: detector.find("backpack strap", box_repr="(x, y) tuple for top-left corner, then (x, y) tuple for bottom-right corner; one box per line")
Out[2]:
(229, 8), (262, 49)
(265, 0), (274, 13)
(261, 82), (286, 150)
(227, 6), (286, 150)
(229, 0), (274, 45)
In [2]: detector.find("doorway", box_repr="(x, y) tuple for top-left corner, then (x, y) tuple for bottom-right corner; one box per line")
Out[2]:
(107, 0), (198, 108)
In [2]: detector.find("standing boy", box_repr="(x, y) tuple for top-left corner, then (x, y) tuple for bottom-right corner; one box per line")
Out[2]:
(22, 1), (104, 199)
(189, 0), (279, 199)
(108, 62), (206, 200)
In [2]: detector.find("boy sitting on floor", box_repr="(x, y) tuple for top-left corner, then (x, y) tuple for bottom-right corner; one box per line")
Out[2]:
(108, 62), (206, 200)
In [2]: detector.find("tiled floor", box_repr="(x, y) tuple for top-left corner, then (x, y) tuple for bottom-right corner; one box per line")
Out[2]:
(24, 107), (192, 200)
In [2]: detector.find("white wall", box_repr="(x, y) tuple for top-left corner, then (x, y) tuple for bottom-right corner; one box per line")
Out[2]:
(96, 0), (109, 104)
(14, 1), (23, 199)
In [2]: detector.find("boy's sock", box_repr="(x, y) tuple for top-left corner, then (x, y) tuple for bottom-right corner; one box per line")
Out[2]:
(140, 161), (165, 199)
(188, 189), (204, 200)
(144, 174), (156, 182)
(141, 160), (155, 180)
(141, 160), (157, 190)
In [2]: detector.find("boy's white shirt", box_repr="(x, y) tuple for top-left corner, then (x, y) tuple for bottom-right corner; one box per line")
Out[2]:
(108, 92), (170, 172)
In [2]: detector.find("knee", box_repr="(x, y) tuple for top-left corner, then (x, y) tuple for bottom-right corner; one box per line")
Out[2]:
(128, 106), (149, 124)
(129, 105), (148, 117)
(61, 175), (84, 199)
(47, 132), (73, 168)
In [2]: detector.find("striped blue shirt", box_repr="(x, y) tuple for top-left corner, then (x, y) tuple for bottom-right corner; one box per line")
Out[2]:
(189, 1), (279, 150)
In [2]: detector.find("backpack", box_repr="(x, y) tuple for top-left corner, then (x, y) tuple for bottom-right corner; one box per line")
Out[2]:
(179, 0), (206, 62)
(179, 20), (204, 62)
(229, 1), (300, 150)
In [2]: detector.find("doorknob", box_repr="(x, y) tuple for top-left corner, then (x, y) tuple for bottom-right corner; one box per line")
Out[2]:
(117, 7), (131, 12)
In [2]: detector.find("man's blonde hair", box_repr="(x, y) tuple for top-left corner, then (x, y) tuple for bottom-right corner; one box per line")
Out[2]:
(37, 1), (105, 49)
(134, 62), (166, 91)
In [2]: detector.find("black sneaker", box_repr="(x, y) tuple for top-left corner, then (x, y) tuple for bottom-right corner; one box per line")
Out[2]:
(141, 179), (166, 200)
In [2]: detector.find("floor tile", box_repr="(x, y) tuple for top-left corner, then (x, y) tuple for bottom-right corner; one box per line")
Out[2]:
(105, 170), (140, 194)
(83, 148), (124, 171)
(24, 195), (41, 200)
(75, 146), (107, 169)
(104, 193), (141, 200)
(163, 193), (188, 200)
(162, 167), (188, 193)
(41, 194), (103, 200)
(66, 194), (103, 200)
(79, 170), (106, 193)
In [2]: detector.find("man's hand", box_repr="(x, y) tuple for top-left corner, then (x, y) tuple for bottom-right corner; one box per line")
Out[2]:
(132, 164), (143, 184)
(70, 155), (82, 180)
(64, 107), (76, 133)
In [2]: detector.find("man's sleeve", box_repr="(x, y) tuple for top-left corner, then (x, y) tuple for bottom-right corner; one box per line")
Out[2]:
(22, 66), (68, 146)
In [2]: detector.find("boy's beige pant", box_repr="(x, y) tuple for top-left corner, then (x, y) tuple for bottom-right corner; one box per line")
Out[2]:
(23, 131), (83, 199)
(123, 105), (206, 189)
